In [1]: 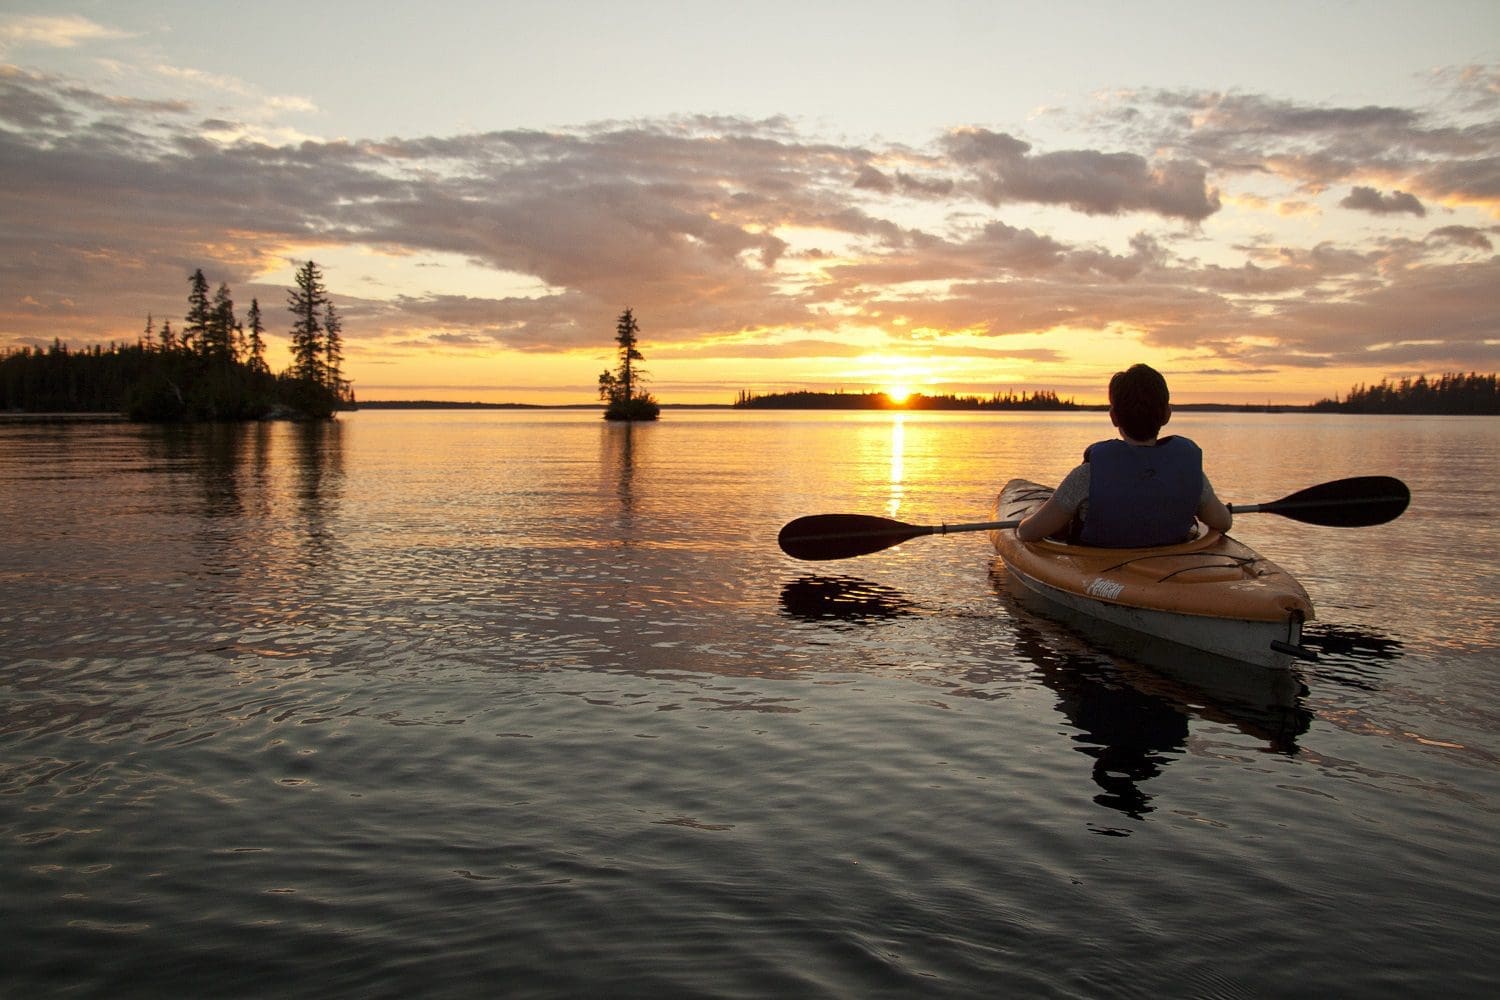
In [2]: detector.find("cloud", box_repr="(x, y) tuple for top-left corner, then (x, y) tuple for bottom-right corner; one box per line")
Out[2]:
(1341, 186), (1426, 216)
(1108, 89), (1500, 213)
(0, 65), (1497, 388)
(1428, 225), (1493, 251)
(942, 127), (1221, 221)
(0, 15), (130, 51)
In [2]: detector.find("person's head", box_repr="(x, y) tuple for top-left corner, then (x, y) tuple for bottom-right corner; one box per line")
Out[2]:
(1108, 364), (1171, 441)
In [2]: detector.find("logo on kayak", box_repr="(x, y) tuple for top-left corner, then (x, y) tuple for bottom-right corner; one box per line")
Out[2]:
(1087, 577), (1125, 600)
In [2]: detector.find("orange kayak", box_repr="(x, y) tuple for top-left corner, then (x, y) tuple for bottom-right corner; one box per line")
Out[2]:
(989, 479), (1315, 669)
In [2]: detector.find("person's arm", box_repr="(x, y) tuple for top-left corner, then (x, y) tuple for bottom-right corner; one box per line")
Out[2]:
(1197, 475), (1232, 533)
(1017, 465), (1088, 542)
(1017, 494), (1075, 542)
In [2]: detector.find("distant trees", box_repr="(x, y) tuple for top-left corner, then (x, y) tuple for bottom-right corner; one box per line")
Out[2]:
(598, 307), (660, 421)
(0, 262), (353, 420)
(1311, 373), (1499, 414)
(733, 389), (1082, 410)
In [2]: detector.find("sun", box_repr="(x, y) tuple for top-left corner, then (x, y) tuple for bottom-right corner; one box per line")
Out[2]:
(885, 385), (912, 405)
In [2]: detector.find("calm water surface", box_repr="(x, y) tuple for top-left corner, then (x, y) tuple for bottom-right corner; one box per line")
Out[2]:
(2, 410), (1497, 998)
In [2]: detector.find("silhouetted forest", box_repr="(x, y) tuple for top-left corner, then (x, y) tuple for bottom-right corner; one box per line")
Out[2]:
(1311, 372), (1498, 414)
(0, 262), (352, 421)
(733, 389), (1082, 410)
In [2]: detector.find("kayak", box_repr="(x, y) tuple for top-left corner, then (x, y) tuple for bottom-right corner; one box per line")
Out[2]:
(989, 479), (1315, 669)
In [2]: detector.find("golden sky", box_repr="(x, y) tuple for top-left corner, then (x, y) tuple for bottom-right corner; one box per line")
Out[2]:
(2, 3), (1498, 405)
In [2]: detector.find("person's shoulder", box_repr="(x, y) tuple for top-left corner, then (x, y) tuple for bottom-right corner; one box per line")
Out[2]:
(1056, 463), (1090, 501)
(1082, 438), (1121, 461)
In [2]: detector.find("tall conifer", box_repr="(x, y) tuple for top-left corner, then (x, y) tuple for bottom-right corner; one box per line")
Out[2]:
(184, 269), (211, 355)
(245, 298), (267, 373)
(287, 260), (327, 383)
(323, 301), (344, 392)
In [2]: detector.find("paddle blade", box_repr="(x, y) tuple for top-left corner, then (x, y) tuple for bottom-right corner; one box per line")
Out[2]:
(778, 514), (929, 561)
(1262, 475), (1410, 527)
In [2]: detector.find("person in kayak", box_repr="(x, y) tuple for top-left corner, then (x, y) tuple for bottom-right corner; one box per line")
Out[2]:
(1017, 364), (1233, 546)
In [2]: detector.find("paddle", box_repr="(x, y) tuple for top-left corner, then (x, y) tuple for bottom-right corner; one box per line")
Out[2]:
(1226, 475), (1410, 527)
(778, 514), (1019, 561)
(778, 475), (1410, 561)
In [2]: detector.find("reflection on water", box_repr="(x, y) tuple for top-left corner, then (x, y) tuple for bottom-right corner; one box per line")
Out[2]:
(1300, 622), (1405, 693)
(3, 411), (1498, 998)
(777, 564), (1313, 832)
(600, 420), (640, 516)
(1009, 614), (1189, 828)
(989, 562), (1313, 831)
(995, 565), (1311, 720)
(887, 415), (904, 518)
(779, 575), (920, 623)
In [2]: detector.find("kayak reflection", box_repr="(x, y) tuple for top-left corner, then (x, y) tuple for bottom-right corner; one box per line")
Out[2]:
(1009, 616), (1188, 824)
(993, 562), (1313, 829)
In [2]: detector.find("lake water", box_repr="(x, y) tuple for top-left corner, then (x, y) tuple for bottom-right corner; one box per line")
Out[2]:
(2, 409), (1497, 998)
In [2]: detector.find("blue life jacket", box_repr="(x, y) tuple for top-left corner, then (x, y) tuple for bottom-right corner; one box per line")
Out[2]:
(1078, 436), (1203, 547)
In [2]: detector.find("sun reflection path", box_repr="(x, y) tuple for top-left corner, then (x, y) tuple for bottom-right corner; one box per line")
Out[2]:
(887, 415), (905, 518)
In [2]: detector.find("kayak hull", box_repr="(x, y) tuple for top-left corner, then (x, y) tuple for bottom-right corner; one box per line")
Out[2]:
(990, 479), (1315, 670)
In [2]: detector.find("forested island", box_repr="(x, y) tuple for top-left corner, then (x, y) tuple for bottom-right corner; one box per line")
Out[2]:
(1309, 372), (1498, 414)
(0, 262), (352, 421)
(735, 373), (1499, 415)
(733, 389), (1081, 410)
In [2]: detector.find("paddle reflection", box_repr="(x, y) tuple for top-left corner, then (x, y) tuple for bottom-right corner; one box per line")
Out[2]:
(779, 575), (920, 625)
(1298, 622), (1404, 693)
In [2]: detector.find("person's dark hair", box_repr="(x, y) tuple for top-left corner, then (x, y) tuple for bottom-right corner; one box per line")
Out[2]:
(1108, 364), (1171, 440)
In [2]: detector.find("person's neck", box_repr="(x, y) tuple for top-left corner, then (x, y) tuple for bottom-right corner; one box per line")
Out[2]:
(1121, 433), (1158, 446)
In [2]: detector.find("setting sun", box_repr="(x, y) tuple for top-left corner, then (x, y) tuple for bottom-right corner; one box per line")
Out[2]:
(885, 386), (912, 405)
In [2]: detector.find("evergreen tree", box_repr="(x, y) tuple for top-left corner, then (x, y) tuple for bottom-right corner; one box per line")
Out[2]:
(207, 282), (237, 361)
(183, 268), (212, 355)
(615, 307), (642, 400)
(245, 298), (268, 374)
(323, 300), (344, 391)
(287, 260), (327, 383)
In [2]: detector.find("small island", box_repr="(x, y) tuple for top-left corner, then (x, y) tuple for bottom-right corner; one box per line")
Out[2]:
(597, 308), (660, 421)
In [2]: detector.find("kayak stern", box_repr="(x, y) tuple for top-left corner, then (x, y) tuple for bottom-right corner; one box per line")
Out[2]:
(991, 479), (1316, 670)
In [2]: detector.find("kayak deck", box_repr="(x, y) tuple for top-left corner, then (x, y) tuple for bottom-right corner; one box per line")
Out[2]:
(990, 479), (1315, 668)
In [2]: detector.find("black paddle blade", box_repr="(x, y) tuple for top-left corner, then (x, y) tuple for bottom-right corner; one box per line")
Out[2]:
(778, 514), (929, 561)
(1264, 475), (1410, 527)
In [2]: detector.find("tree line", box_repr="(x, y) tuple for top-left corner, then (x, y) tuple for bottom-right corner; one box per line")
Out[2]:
(733, 389), (1082, 410)
(1310, 372), (1498, 415)
(0, 261), (352, 421)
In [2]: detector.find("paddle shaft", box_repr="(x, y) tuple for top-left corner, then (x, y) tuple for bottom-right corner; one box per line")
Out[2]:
(936, 519), (1018, 535)
(780, 517), (1019, 544)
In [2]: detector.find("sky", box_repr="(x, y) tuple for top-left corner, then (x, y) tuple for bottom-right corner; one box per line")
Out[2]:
(2, 1), (1498, 405)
